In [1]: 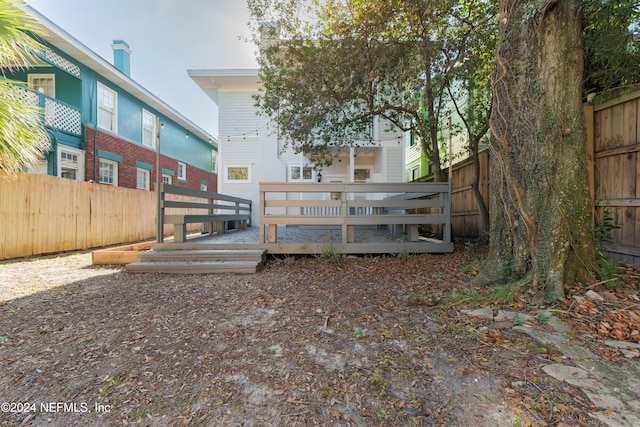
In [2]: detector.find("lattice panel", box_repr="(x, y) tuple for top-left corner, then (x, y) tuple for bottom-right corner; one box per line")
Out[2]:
(45, 98), (81, 135)
(42, 48), (81, 77)
(18, 87), (40, 106)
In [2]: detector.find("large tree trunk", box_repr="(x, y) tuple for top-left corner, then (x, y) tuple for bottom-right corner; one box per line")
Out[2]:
(476, 0), (598, 300)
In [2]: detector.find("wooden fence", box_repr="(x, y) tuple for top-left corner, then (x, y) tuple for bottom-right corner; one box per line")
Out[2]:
(416, 149), (490, 238)
(586, 91), (640, 267)
(416, 94), (639, 267)
(0, 172), (203, 260)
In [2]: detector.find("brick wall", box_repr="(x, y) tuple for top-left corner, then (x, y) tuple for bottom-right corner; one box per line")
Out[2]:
(85, 126), (217, 192)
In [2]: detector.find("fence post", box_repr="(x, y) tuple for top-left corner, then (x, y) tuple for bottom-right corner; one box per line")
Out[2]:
(584, 104), (595, 213)
(259, 185), (266, 243)
(341, 185), (348, 245)
(155, 118), (163, 243)
(444, 183), (452, 244)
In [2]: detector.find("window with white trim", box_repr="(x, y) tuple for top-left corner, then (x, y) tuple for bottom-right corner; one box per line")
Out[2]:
(289, 165), (313, 181)
(162, 174), (172, 184)
(58, 147), (84, 181)
(99, 158), (118, 186)
(97, 82), (117, 132)
(142, 109), (156, 148)
(28, 74), (55, 97)
(211, 150), (218, 174)
(136, 168), (149, 190)
(411, 166), (420, 181)
(200, 183), (208, 192)
(177, 162), (186, 181)
(225, 165), (250, 183)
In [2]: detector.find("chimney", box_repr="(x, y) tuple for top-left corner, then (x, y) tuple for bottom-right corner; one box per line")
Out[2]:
(111, 40), (131, 76)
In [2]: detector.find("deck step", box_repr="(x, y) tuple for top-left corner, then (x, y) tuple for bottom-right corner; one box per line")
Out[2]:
(125, 249), (266, 274)
(126, 260), (262, 274)
(140, 249), (266, 262)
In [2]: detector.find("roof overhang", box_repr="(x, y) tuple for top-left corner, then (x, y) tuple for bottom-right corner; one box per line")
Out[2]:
(188, 69), (261, 105)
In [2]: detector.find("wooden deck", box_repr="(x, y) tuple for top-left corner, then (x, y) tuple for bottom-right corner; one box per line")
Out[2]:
(152, 182), (454, 255)
(152, 225), (453, 255)
(124, 182), (453, 273)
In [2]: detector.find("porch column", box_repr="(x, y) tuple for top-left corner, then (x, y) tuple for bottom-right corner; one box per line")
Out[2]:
(349, 147), (355, 183)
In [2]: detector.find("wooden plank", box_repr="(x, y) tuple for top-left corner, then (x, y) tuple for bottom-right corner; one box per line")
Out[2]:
(165, 214), (250, 224)
(260, 182), (451, 194)
(585, 104), (596, 203)
(3, 173), (24, 258)
(595, 88), (640, 111)
(163, 183), (252, 205)
(623, 99), (638, 146)
(596, 199), (640, 207)
(594, 143), (640, 159)
(594, 107), (604, 152)
(163, 200), (251, 212)
(601, 242), (640, 258)
(599, 107), (612, 150)
(621, 206), (636, 247)
(0, 174), (7, 259)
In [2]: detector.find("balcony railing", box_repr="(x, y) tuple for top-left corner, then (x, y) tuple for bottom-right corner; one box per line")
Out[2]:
(20, 87), (82, 136)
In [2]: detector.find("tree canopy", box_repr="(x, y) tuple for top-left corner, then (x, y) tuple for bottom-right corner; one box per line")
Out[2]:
(0, 0), (50, 173)
(582, 0), (640, 97)
(248, 0), (497, 181)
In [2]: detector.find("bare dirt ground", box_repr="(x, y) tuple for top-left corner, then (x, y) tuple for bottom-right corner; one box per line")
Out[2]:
(1, 245), (638, 427)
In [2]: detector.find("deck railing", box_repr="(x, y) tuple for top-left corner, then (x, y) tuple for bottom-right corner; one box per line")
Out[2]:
(158, 184), (252, 243)
(259, 182), (453, 253)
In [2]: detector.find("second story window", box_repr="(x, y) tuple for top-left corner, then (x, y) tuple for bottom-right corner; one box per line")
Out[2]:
(212, 150), (218, 174)
(28, 74), (55, 97)
(177, 162), (186, 181)
(97, 82), (117, 132)
(142, 109), (156, 148)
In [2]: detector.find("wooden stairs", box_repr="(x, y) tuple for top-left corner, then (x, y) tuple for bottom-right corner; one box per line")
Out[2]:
(125, 249), (266, 274)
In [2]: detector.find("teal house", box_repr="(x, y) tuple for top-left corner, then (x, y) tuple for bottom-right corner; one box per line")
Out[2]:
(5, 5), (218, 192)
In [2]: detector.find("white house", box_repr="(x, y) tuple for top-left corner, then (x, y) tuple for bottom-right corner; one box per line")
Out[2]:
(188, 68), (406, 225)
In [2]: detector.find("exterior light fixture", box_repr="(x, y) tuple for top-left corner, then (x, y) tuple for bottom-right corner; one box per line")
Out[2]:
(317, 172), (322, 183)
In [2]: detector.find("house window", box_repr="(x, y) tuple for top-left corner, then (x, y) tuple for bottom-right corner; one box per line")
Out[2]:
(99, 159), (118, 186)
(162, 174), (172, 184)
(97, 82), (117, 132)
(136, 168), (149, 190)
(354, 168), (371, 182)
(28, 74), (55, 97)
(200, 183), (208, 192)
(411, 166), (420, 181)
(211, 150), (218, 174)
(409, 131), (416, 147)
(142, 109), (156, 148)
(58, 147), (84, 181)
(177, 162), (187, 181)
(225, 165), (250, 183)
(290, 166), (313, 181)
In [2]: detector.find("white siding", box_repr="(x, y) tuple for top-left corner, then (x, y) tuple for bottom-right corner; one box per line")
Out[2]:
(218, 91), (261, 139)
(385, 146), (403, 183)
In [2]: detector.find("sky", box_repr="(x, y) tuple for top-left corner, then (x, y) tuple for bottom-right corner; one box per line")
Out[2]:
(24, 0), (259, 138)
